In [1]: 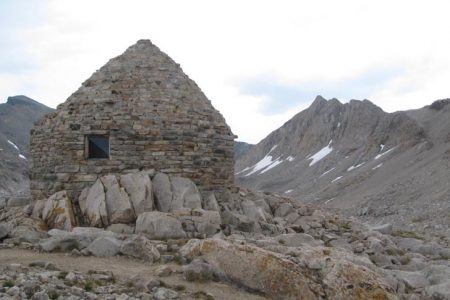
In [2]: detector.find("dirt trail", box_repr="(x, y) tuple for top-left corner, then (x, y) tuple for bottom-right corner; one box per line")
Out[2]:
(0, 248), (267, 300)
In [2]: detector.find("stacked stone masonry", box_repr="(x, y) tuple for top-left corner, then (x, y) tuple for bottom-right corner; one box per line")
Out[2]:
(30, 40), (235, 201)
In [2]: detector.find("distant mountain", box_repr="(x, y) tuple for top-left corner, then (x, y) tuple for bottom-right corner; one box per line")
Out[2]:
(0, 96), (53, 197)
(234, 141), (253, 160)
(236, 96), (450, 236)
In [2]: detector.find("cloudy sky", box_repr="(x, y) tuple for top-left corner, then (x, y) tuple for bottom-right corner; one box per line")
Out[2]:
(1, 0), (450, 143)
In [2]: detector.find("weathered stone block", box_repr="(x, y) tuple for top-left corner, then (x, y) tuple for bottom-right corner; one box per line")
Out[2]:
(55, 165), (80, 173)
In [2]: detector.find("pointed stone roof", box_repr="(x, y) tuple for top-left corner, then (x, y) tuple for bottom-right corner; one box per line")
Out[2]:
(58, 39), (220, 114)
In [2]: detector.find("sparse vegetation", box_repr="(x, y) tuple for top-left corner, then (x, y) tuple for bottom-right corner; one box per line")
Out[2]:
(58, 271), (68, 279)
(322, 249), (331, 256)
(385, 248), (396, 256)
(400, 256), (412, 265)
(338, 222), (352, 231)
(173, 284), (186, 291)
(64, 279), (74, 287)
(391, 230), (423, 240)
(384, 248), (405, 256)
(48, 290), (59, 300)
(173, 255), (185, 265)
(3, 280), (14, 288)
(412, 216), (425, 223)
(83, 280), (94, 291)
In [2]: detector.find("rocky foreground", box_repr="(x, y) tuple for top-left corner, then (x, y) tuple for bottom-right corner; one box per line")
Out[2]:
(1, 171), (450, 299)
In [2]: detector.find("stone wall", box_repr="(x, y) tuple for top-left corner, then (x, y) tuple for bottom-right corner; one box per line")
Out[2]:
(29, 40), (235, 201)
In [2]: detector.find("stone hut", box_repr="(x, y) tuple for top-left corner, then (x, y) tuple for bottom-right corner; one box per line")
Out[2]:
(30, 40), (235, 201)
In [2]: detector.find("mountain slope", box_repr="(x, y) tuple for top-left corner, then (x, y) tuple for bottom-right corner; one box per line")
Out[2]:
(234, 141), (253, 160)
(0, 96), (53, 197)
(236, 96), (450, 236)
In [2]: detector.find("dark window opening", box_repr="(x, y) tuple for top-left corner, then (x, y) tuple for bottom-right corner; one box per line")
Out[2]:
(87, 135), (109, 159)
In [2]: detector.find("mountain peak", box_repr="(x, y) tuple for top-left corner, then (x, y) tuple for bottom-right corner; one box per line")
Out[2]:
(346, 98), (381, 110)
(310, 95), (328, 110)
(429, 98), (450, 110)
(6, 95), (41, 107)
(313, 95), (327, 103)
(0, 95), (54, 196)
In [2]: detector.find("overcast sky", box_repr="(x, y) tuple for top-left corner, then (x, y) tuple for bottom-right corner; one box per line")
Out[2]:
(1, 0), (450, 143)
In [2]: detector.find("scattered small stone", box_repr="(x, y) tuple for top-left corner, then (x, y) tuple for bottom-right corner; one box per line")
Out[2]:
(0, 223), (12, 240)
(145, 279), (162, 292)
(183, 259), (214, 282)
(120, 235), (160, 262)
(153, 287), (180, 300)
(65, 272), (77, 282)
(191, 291), (215, 300)
(29, 261), (59, 271)
(31, 290), (50, 300)
(71, 248), (82, 256)
(155, 266), (173, 277)
(372, 223), (393, 235)
(160, 255), (174, 263)
(87, 236), (122, 257)
(6, 286), (20, 296)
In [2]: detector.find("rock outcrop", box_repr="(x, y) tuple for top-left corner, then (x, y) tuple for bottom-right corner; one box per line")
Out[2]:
(36, 170), (223, 240)
(234, 141), (253, 160)
(135, 211), (186, 240)
(33, 191), (76, 231)
(2, 171), (450, 299)
(180, 238), (397, 300)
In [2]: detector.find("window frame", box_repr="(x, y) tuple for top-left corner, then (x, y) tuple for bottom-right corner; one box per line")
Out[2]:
(85, 135), (110, 160)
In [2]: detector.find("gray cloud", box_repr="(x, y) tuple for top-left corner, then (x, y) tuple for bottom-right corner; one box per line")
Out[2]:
(238, 66), (405, 115)
(0, 0), (45, 74)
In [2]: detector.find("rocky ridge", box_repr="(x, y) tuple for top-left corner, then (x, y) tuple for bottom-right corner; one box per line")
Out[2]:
(1, 170), (450, 299)
(236, 96), (450, 237)
(234, 141), (253, 160)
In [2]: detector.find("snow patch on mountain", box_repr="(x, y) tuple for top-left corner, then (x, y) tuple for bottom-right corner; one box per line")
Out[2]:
(348, 162), (365, 172)
(324, 197), (335, 204)
(372, 163), (383, 170)
(244, 156), (275, 176)
(259, 157), (283, 174)
(268, 145), (278, 153)
(375, 147), (396, 160)
(235, 166), (251, 175)
(320, 167), (335, 177)
(7, 140), (19, 151)
(309, 140), (333, 166)
(332, 176), (343, 183)
(242, 145), (285, 176)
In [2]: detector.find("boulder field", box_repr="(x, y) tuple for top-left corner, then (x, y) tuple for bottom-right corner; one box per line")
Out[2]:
(1, 170), (450, 299)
